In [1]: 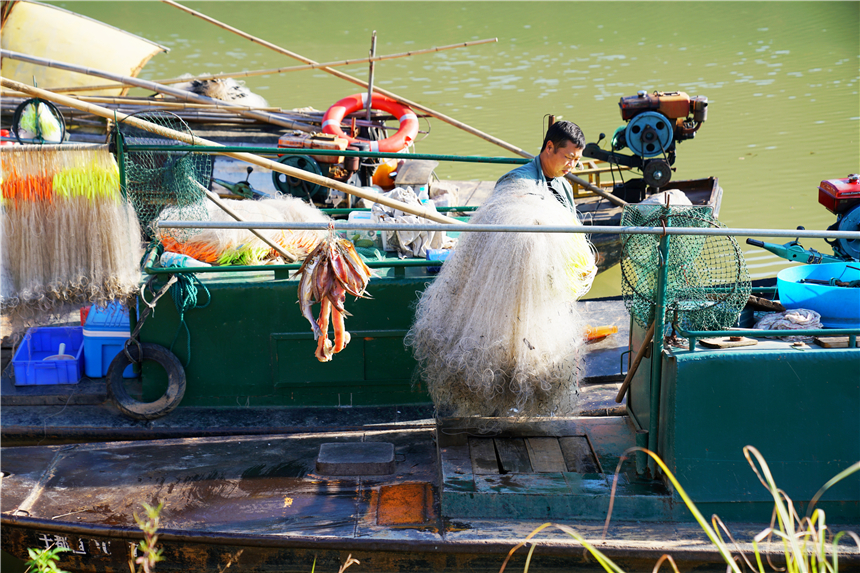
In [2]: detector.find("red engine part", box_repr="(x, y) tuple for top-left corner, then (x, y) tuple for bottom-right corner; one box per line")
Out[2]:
(619, 91), (708, 122)
(819, 174), (860, 214)
(278, 132), (349, 164)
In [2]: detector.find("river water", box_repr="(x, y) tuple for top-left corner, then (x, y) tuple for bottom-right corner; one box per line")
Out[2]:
(51, 1), (860, 296)
(0, 5), (856, 571)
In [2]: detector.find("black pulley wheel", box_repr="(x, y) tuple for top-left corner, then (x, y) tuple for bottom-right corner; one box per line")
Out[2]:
(272, 154), (326, 201)
(643, 159), (672, 188)
(11, 98), (66, 144)
(108, 343), (186, 421)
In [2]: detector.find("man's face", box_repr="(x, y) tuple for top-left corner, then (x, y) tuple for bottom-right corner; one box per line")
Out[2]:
(541, 140), (583, 179)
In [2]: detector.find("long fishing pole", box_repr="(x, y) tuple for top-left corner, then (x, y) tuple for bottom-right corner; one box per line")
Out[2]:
(1, 50), (313, 133)
(160, 0), (626, 207)
(47, 38), (498, 94)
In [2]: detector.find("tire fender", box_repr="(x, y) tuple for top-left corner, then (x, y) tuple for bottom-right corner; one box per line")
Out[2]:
(107, 343), (186, 421)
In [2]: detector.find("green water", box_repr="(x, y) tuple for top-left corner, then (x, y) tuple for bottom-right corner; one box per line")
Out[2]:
(51, 1), (859, 294)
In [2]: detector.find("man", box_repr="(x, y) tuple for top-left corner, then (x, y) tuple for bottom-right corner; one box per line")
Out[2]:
(495, 120), (585, 212)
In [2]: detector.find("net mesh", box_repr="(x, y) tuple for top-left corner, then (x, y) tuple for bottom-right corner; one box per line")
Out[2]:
(621, 205), (751, 331)
(406, 177), (597, 423)
(118, 111), (212, 240)
(0, 145), (143, 341)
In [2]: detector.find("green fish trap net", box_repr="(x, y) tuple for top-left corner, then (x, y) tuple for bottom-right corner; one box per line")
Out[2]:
(117, 111), (212, 240)
(621, 204), (751, 332)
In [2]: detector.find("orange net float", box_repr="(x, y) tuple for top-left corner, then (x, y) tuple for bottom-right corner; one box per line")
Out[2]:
(321, 93), (419, 153)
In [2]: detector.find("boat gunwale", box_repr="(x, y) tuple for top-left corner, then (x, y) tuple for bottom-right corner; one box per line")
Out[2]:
(6, 511), (844, 564)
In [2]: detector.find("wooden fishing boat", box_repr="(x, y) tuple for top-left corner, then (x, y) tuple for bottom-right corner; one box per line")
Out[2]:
(2, 314), (858, 572)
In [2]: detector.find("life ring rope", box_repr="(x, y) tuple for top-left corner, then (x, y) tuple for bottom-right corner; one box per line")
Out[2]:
(321, 93), (419, 153)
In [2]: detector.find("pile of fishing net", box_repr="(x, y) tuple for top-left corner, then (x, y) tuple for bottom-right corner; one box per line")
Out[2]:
(406, 177), (597, 420)
(0, 145), (142, 339)
(156, 194), (330, 265)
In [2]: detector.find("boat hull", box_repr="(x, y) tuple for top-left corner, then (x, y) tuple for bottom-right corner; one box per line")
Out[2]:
(5, 421), (851, 573)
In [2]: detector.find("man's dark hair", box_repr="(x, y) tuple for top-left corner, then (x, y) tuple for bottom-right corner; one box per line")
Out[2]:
(541, 120), (585, 152)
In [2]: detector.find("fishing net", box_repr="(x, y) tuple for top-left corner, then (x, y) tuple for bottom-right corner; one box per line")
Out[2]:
(0, 145), (143, 340)
(406, 178), (597, 422)
(117, 110), (212, 240)
(620, 204), (751, 332)
(155, 194), (329, 265)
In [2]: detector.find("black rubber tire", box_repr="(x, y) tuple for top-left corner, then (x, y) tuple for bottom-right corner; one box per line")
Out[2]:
(107, 343), (186, 421)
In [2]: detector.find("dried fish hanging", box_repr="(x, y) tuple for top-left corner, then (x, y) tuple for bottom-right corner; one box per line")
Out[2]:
(406, 177), (597, 421)
(0, 145), (142, 339)
(156, 195), (329, 265)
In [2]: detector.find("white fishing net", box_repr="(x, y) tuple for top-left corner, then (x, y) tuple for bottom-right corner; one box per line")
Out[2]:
(1, 145), (143, 340)
(156, 194), (329, 265)
(406, 177), (597, 421)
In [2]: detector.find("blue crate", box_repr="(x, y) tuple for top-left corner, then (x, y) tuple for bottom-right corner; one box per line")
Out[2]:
(426, 248), (451, 274)
(12, 326), (84, 385)
(83, 302), (136, 378)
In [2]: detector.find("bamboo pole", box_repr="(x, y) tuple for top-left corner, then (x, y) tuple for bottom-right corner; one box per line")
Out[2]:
(615, 321), (656, 403)
(162, 0), (628, 207)
(0, 78), (458, 226)
(1, 89), (290, 111)
(0, 50), (315, 133)
(48, 38), (499, 94)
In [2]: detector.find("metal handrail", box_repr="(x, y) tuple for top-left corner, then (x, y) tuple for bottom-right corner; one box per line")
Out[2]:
(126, 144), (531, 165)
(157, 219), (860, 241)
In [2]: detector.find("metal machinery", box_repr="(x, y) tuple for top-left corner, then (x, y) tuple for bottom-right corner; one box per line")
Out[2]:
(583, 90), (708, 190)
(271, 126), (415, 209)
(747, 174), (860, 263)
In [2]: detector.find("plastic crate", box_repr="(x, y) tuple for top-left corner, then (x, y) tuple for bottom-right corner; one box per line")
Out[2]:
(425, 248), (451, 274)
(83, 302), (136, 378)
(12, 326), (84, 385)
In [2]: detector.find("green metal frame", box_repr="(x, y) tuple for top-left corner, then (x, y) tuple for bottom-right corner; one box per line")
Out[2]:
(124, 144), (530, 165)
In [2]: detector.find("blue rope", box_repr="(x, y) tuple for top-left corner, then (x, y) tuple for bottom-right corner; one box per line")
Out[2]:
(168, 273), (211, 366)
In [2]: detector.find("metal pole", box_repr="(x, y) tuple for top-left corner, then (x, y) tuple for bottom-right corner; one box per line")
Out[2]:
(126, 144), (532, 165)
(366, 31), (377, 123)
(116, 130), (126, 200)
(647, 231), (671, 475)
(153, 220), (860, 241)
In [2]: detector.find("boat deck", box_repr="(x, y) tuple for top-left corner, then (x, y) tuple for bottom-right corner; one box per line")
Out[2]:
(1, 300), (629, 445)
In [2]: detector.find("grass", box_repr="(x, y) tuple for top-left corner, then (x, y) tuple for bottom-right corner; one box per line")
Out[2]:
(500, 445), (860, 573)
(129, 502), (164, 573)
(24, 546), (69, 573)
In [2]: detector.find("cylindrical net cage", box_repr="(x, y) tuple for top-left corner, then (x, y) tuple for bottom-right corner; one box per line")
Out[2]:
(117, 110), (212, 240)
(621, 205), (751, 332)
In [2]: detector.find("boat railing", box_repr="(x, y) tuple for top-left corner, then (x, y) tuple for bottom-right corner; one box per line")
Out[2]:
(154, 218), (860, 339)
(121, 143), (629, 198)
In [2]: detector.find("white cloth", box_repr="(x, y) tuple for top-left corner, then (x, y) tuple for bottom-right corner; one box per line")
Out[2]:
(370, 187), (445, 258)
(754, 309), (822, 341)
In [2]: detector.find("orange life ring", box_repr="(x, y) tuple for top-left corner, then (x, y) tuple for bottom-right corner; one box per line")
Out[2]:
(321, 93), (419, 153)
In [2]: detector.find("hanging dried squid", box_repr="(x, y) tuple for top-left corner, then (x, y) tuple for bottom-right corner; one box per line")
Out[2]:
(294, 228), (374, 362)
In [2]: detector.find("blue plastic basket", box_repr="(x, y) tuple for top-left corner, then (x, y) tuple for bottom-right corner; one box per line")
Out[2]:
(12, 326), (84, 385)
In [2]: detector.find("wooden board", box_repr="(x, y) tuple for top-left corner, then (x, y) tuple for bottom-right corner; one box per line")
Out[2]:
(469, 437), (499, 475)
(814, 336), (853, 348)
(525, 437), (566, 473)
(558, 436), (600, 474)
(698, 336), (758, 349)
(494, 438), (531, 474)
